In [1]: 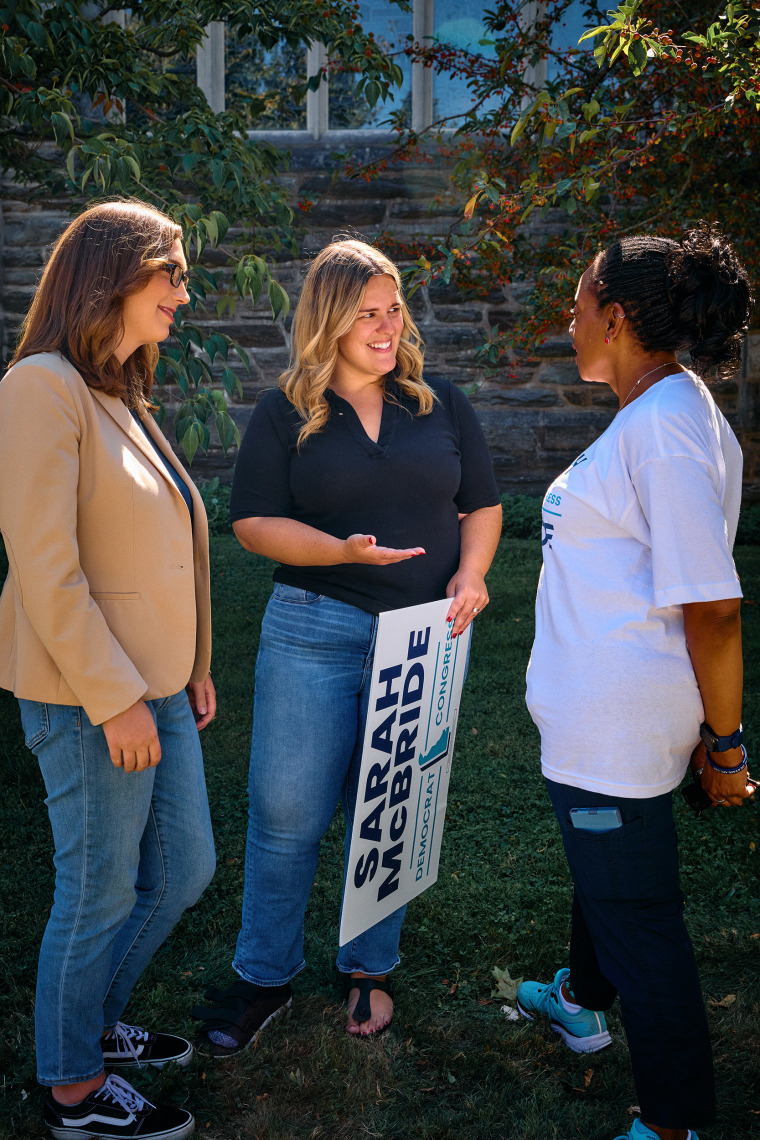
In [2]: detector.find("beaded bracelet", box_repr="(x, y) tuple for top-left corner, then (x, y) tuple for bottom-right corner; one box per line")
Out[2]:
(707, 744), (748, 775)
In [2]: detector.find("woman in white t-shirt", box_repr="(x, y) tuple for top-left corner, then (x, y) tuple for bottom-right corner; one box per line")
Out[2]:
(517, 226), (754, 1140)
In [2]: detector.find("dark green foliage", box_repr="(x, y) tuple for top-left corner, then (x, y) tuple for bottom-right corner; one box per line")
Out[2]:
(1, 536), (759, 1138)
(500, 493), (542, 540)
(195, 477), (233, 536)
(737, 502), (760, 546)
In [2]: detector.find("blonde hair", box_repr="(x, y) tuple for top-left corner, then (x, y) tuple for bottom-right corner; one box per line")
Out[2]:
(12, 198), (182, 407)
(280, 238), (432, 447)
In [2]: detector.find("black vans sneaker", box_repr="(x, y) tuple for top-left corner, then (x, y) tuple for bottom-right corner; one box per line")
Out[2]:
(101, 1022), (193, 1069)
(44, 1073), (194, 1139)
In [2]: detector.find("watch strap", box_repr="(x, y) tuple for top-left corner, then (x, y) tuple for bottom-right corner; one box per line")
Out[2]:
(699, 721), (743, 753)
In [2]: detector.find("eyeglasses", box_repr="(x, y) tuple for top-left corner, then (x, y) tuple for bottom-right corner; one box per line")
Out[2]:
(159, 262), (190, 289)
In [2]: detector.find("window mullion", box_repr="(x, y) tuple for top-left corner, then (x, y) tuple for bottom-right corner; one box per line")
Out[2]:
(197, 21), (226, 115)
(412, 0), (433, 133)
(306, 42), (328, 139)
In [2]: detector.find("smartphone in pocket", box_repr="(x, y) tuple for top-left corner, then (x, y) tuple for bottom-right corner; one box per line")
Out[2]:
(570, 807), (623, 832)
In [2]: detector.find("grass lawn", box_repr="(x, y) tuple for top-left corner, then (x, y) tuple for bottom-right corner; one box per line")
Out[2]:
(1, 536), (758, 1140)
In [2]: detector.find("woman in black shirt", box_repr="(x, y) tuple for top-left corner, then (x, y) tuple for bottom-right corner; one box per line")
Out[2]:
(194, 239), (501, 1049)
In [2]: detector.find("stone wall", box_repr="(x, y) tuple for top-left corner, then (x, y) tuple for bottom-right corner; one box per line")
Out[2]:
(3, 137), (759, 498)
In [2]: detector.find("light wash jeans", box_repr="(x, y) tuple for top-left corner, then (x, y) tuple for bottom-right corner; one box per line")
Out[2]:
(18, 691), (216, 1086)
(233, 584), (406, 985)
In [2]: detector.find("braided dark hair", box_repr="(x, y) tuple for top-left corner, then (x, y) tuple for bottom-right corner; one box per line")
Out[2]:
(590, 224), (753, 381)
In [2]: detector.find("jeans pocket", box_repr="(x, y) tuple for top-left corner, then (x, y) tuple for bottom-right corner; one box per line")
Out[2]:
(272, 583), (323, 605)
(18, 699), (51, 751)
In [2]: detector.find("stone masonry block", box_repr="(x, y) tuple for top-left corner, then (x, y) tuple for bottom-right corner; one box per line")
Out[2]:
(420, 326), (483, 351)
(746, 332), (760, 379)
(389, 201), (459, 221)
(537, 360), (581, 386)
(432, 305), (483, 324)
(3, 246), (48, 268)
(300, 176), (411, 200)
(480, 388), (561, 407)
(304, 201), (387, 228)
(4, 214), (68, 248)
(486, 309), (518, 333)
(428, 280), (504, 306)
(4, 287), (36, 314)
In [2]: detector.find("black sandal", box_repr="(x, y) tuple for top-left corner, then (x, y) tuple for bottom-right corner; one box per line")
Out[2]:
(191, 979), (292, 1058)
(346, 976), (394, 1036)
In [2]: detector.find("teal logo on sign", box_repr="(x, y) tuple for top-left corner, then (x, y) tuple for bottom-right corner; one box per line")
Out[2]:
(418, 726), (450, 771)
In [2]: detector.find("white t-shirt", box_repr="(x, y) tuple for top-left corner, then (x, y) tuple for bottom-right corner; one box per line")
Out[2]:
(525, 371), (743, 798)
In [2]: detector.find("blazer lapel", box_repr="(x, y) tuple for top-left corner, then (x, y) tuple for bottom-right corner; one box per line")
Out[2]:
(90, 388), (179, 494)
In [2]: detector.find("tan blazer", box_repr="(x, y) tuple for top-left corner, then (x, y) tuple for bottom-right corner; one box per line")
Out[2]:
(0, 352), (211, 725)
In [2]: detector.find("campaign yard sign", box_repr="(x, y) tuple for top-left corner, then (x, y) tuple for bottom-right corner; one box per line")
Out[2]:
(339, 597), (471, 946)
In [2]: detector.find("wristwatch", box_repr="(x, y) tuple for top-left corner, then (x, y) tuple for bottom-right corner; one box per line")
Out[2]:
(699, 721), (743, 753)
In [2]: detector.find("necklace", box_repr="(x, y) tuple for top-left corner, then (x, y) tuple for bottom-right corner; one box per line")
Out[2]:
(618, 363), (675, 411)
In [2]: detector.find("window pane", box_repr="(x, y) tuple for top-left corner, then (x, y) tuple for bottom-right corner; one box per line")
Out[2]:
(226, 34), (307, 129)
(329, 2), (412, 129)
(432, 0), (500, 126)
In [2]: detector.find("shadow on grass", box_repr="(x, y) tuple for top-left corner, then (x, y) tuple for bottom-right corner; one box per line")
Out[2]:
(1, 538), (758, 1138)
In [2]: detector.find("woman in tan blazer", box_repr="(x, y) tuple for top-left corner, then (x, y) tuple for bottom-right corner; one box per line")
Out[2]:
(0, 200), (216, 1140)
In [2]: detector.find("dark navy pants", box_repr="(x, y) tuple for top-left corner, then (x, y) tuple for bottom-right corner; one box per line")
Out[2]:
(546, 779), (716, 1130)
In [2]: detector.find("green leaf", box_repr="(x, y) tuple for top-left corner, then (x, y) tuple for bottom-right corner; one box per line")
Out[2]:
(180, 420), (204, 465)
(26, 21), (48, 48)
(578, 25), (612, 45)
(51, 111), (74, 146)
(221, 368), (241, 398)
(210, 210), (229, 243)
(215, 410), (239, 453)
(510, 115), (529, 147)
(268, 279), (290, 322)
(628, 37), (649, 75)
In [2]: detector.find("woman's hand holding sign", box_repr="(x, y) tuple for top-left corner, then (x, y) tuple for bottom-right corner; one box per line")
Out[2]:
(445, 505), (503, 636)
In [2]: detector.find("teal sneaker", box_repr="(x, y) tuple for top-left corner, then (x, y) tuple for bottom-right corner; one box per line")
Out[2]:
(614, 1119), (698, 1140)
(516, 967), (611, 1053)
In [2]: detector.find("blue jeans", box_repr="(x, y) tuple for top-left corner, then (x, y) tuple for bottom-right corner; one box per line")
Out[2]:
(546, 778), (715, 1130)
(18, 691), (216, 1086)
(234, 584), (406, 985)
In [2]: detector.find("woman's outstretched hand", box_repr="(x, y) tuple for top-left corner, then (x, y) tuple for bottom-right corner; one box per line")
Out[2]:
(343, 534), (425, 565)
(690, 741), (755, 807)
(102, 700), (161, 773)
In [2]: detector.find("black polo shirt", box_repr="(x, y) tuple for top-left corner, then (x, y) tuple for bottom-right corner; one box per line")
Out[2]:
(230, 377), (500, 614)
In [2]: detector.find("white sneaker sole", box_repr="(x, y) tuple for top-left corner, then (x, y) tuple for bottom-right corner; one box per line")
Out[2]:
(103, 1040), (194, 1069)
(517, 1001), (612, 1054)
(49, 1114), (194, 1140)
(550, 1020), (612, 1053)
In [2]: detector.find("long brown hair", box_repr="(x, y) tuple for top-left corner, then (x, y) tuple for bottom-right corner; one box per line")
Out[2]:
(280, 238), (432, 447)
(11, 199), (182, 406)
